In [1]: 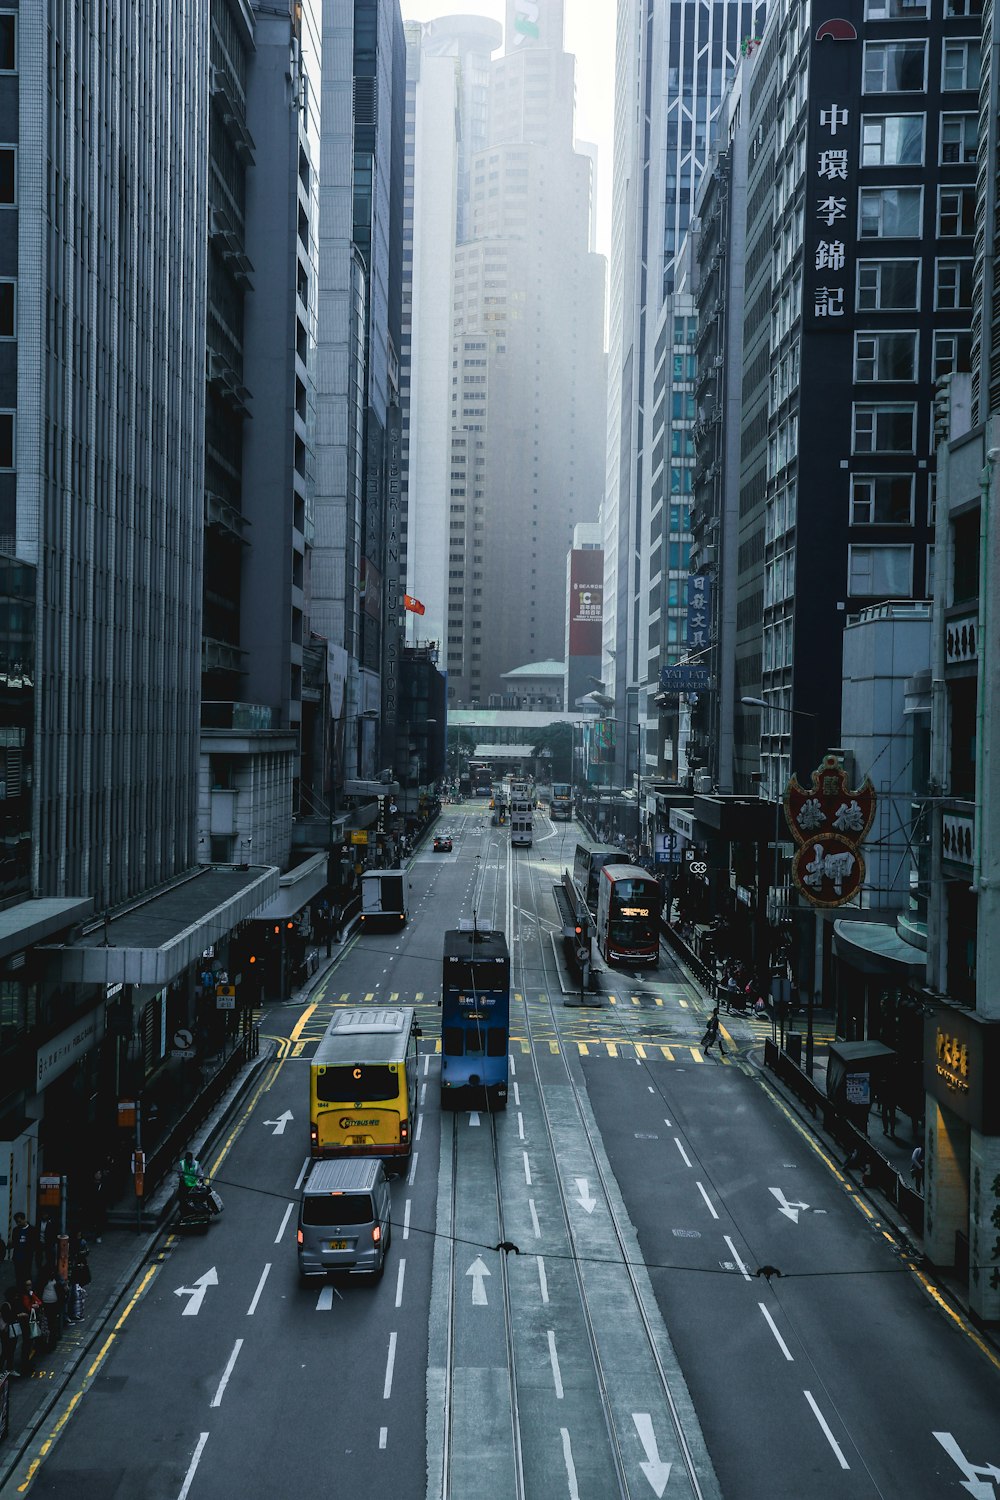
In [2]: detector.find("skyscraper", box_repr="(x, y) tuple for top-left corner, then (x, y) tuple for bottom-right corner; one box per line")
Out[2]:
(603, 0), (764, 787)
(442, 0), (606, 705)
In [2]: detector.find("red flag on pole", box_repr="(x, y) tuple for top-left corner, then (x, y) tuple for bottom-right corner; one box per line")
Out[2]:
(404, 594), (426, 615)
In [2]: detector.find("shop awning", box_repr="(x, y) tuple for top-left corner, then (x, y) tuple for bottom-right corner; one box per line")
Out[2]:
(833, 918), (926, 978)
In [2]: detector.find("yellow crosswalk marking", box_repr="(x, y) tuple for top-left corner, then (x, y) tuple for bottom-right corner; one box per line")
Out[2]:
(635, 1042), (647, 1059)
(608, 995), (617, 1005)
(292, 1040), (305, 1057)
(364, 992), (375, 1002)
(517, 1038), (530, 1054)
(415, 991), (423, 1000)
(660, 1045), (675, 1061)
(339, 994), (349, 1004)
(549, 1040), (560, 1054)
(606, 1041), (619, 1058)
(632, 996), (641, 1006)
(390, 992), (399, 1001)
(515, 992), (523, 1002)
(434, 1039), (441, 1052)
(655, 997), (663, 1006)
(577, 1042), (589, 1056)
(678, 998), (689, 1008)
(690, 1047), (704, 1062)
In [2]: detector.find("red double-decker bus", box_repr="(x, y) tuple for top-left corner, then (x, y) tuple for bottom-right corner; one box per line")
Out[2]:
(595, 864), (660, 967)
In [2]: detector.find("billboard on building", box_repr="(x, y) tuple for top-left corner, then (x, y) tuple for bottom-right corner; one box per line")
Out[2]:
(569, 549), (603, 656)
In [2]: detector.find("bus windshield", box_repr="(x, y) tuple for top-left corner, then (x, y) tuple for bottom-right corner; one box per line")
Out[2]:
(316, 1064), (399, 1103)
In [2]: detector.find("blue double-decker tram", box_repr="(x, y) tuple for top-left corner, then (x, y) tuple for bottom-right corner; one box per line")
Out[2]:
(440, 927), (511, 1110)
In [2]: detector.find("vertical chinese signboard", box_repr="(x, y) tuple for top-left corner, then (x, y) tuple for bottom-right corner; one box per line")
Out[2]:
(804, 12), (860, 335)
(686, 575), (711, 653)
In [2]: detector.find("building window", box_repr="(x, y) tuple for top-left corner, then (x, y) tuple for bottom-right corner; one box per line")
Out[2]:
(848, 544), (914, 596)
(859, 185), (922, 238)
(938, 185), (976, 237)
(933, 329), (973, 378)
(852, 403), (917, 454)
(935, 258), (973, 310)
(861, 115), (925, 167)
(0, 410), (13, 468)
(942, 39), (980, 90)
(856, 259), (920, 310)
(0, 147), (14, 205)
(940, 113), (977, 164)
(854, 331), (917, 382)
(865, 0), (929, 15)
(0, 15), (13, 71)
(944, 0), (983, 16)
(850, 474), (914, 525)
(863, 41), (926, 93)
(0, 279), (13, 338)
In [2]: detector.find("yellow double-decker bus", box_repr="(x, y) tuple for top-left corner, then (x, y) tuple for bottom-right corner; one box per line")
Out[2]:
(309, 1008), (420, 1169)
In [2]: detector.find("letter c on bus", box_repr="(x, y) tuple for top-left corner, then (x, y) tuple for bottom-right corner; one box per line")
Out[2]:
(353, 1066), (362, 1080)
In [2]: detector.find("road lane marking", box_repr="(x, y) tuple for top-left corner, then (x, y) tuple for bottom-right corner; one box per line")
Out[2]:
(383, 1332), (398, 1399)
(517, 1112), (525, 1140)
(403, 1199), (411, 1240)
(513, 1082), (520, 1105)
(416, 1115), (423, 1142)
(420, 1082), (427, 1105)
(578, 1041), (590, 1055)
(758, 1304), (794, 1361)
(379, 1426), (388, 1449)
(316, 1285), (335, 1310)
(395, 1259), (406, 1308)
(275, 1203), (295, 1243)
(696, 1182), (719, 1219)
(407, 1150), (419, 1185)
(547, 1330), (564, 1398)
(674, 1138), (692, 1168)
(537, 1256), (549, 1304)
(246, 1263), (271, 1316)
(178, 1432), (210, 1500)
(663, 1117), (672, 1127)
(294, 1158), (310, 1190)
(423, 1053), (430, 1076)
(560, 1429), (581, 1500)
(529, 1199), (541, 1237)
(210, 1340), (244, 1407)
(523, 1150), (532, 1185)
(804, 1391), (850, 1469)
(724, 1235), (752, 1281)
(606, 1041), (618, 1057)
(510, 1055), (516, 1075)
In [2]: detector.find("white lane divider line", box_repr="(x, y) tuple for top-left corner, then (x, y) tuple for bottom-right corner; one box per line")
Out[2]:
(560, 1428), (580, 1500)
(724, 1235), (752, 1282)
(547, 1330), (564, 1399)
(513, 1081), (521, 1106)
(407, 1150), (419, 1186)
(403, 1198), (412, 1241)
(274, 1202), (295, 1243)
(523, 1150), (532, 1185)
(517, 1112), (525, 1140)
(209, 1339), (244, 1408)
(695, 1181), (719, 1219)
(647, 1084), (655, 1091)
(415, 1115), (423, 1142)
(423, 1053), (430, 1076)
(177, 1432), (210, 1500)
(246, 1263), (271, 1316)
(758, 1303), (794, 1361)
(804, 1390), (850, 1469)
(663, 1118), (672, 1127)
(510, 1055), (516, 1076)
(420, 1082), (426, 1105)
(395, 1258), (406, 1309)
(316, 1285), (335, 1310)
(529, 1198), (541, 1238)
(674, 1138), (692, 1168)
(294, 1158), (310, 1190)
(379, 1426), (388, 1450)
(383, 1331), (398, 1400)
(537, 1255), (549, 1305)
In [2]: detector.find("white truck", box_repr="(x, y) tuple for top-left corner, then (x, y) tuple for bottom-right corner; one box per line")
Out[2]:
(360, 868), (409, 928)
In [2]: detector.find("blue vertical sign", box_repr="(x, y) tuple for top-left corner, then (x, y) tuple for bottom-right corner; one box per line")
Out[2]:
(686, 575), (712, 651)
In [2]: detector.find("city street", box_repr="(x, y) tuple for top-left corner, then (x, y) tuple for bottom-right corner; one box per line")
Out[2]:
(9, 806), (1000, 1499)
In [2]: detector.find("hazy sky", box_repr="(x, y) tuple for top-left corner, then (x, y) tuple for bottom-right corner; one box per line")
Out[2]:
(399, 0), (616, 263)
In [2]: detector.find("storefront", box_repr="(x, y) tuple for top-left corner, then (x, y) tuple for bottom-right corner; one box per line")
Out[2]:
(922, 998), (1000, 1317)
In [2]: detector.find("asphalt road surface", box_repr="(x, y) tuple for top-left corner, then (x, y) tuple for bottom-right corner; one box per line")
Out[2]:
(12, 803), (1000, 1499)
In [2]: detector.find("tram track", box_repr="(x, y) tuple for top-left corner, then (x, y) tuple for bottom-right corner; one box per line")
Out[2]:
(440, 808), (526, 1500)
(508, 818), (714, 1500)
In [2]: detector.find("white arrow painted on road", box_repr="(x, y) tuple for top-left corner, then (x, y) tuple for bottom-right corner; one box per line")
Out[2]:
(174, 1268), (219, 1316)
(574, 1178), (596, 1214)
(633, 1413), (672, 1497)
(263, 1110), (293, 1135)
(466, 1257), (491, 1305)
(934, 1431), (1000, 1499)
(769, 1187), (810, 1224)
(469, 1112), (481, 1127)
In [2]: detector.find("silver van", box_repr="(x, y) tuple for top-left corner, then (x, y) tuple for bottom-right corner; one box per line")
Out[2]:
(297, 1157), (392, 1283)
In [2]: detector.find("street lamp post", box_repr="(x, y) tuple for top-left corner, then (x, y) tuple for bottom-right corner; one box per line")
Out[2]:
(740, 694), (820, 1077)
